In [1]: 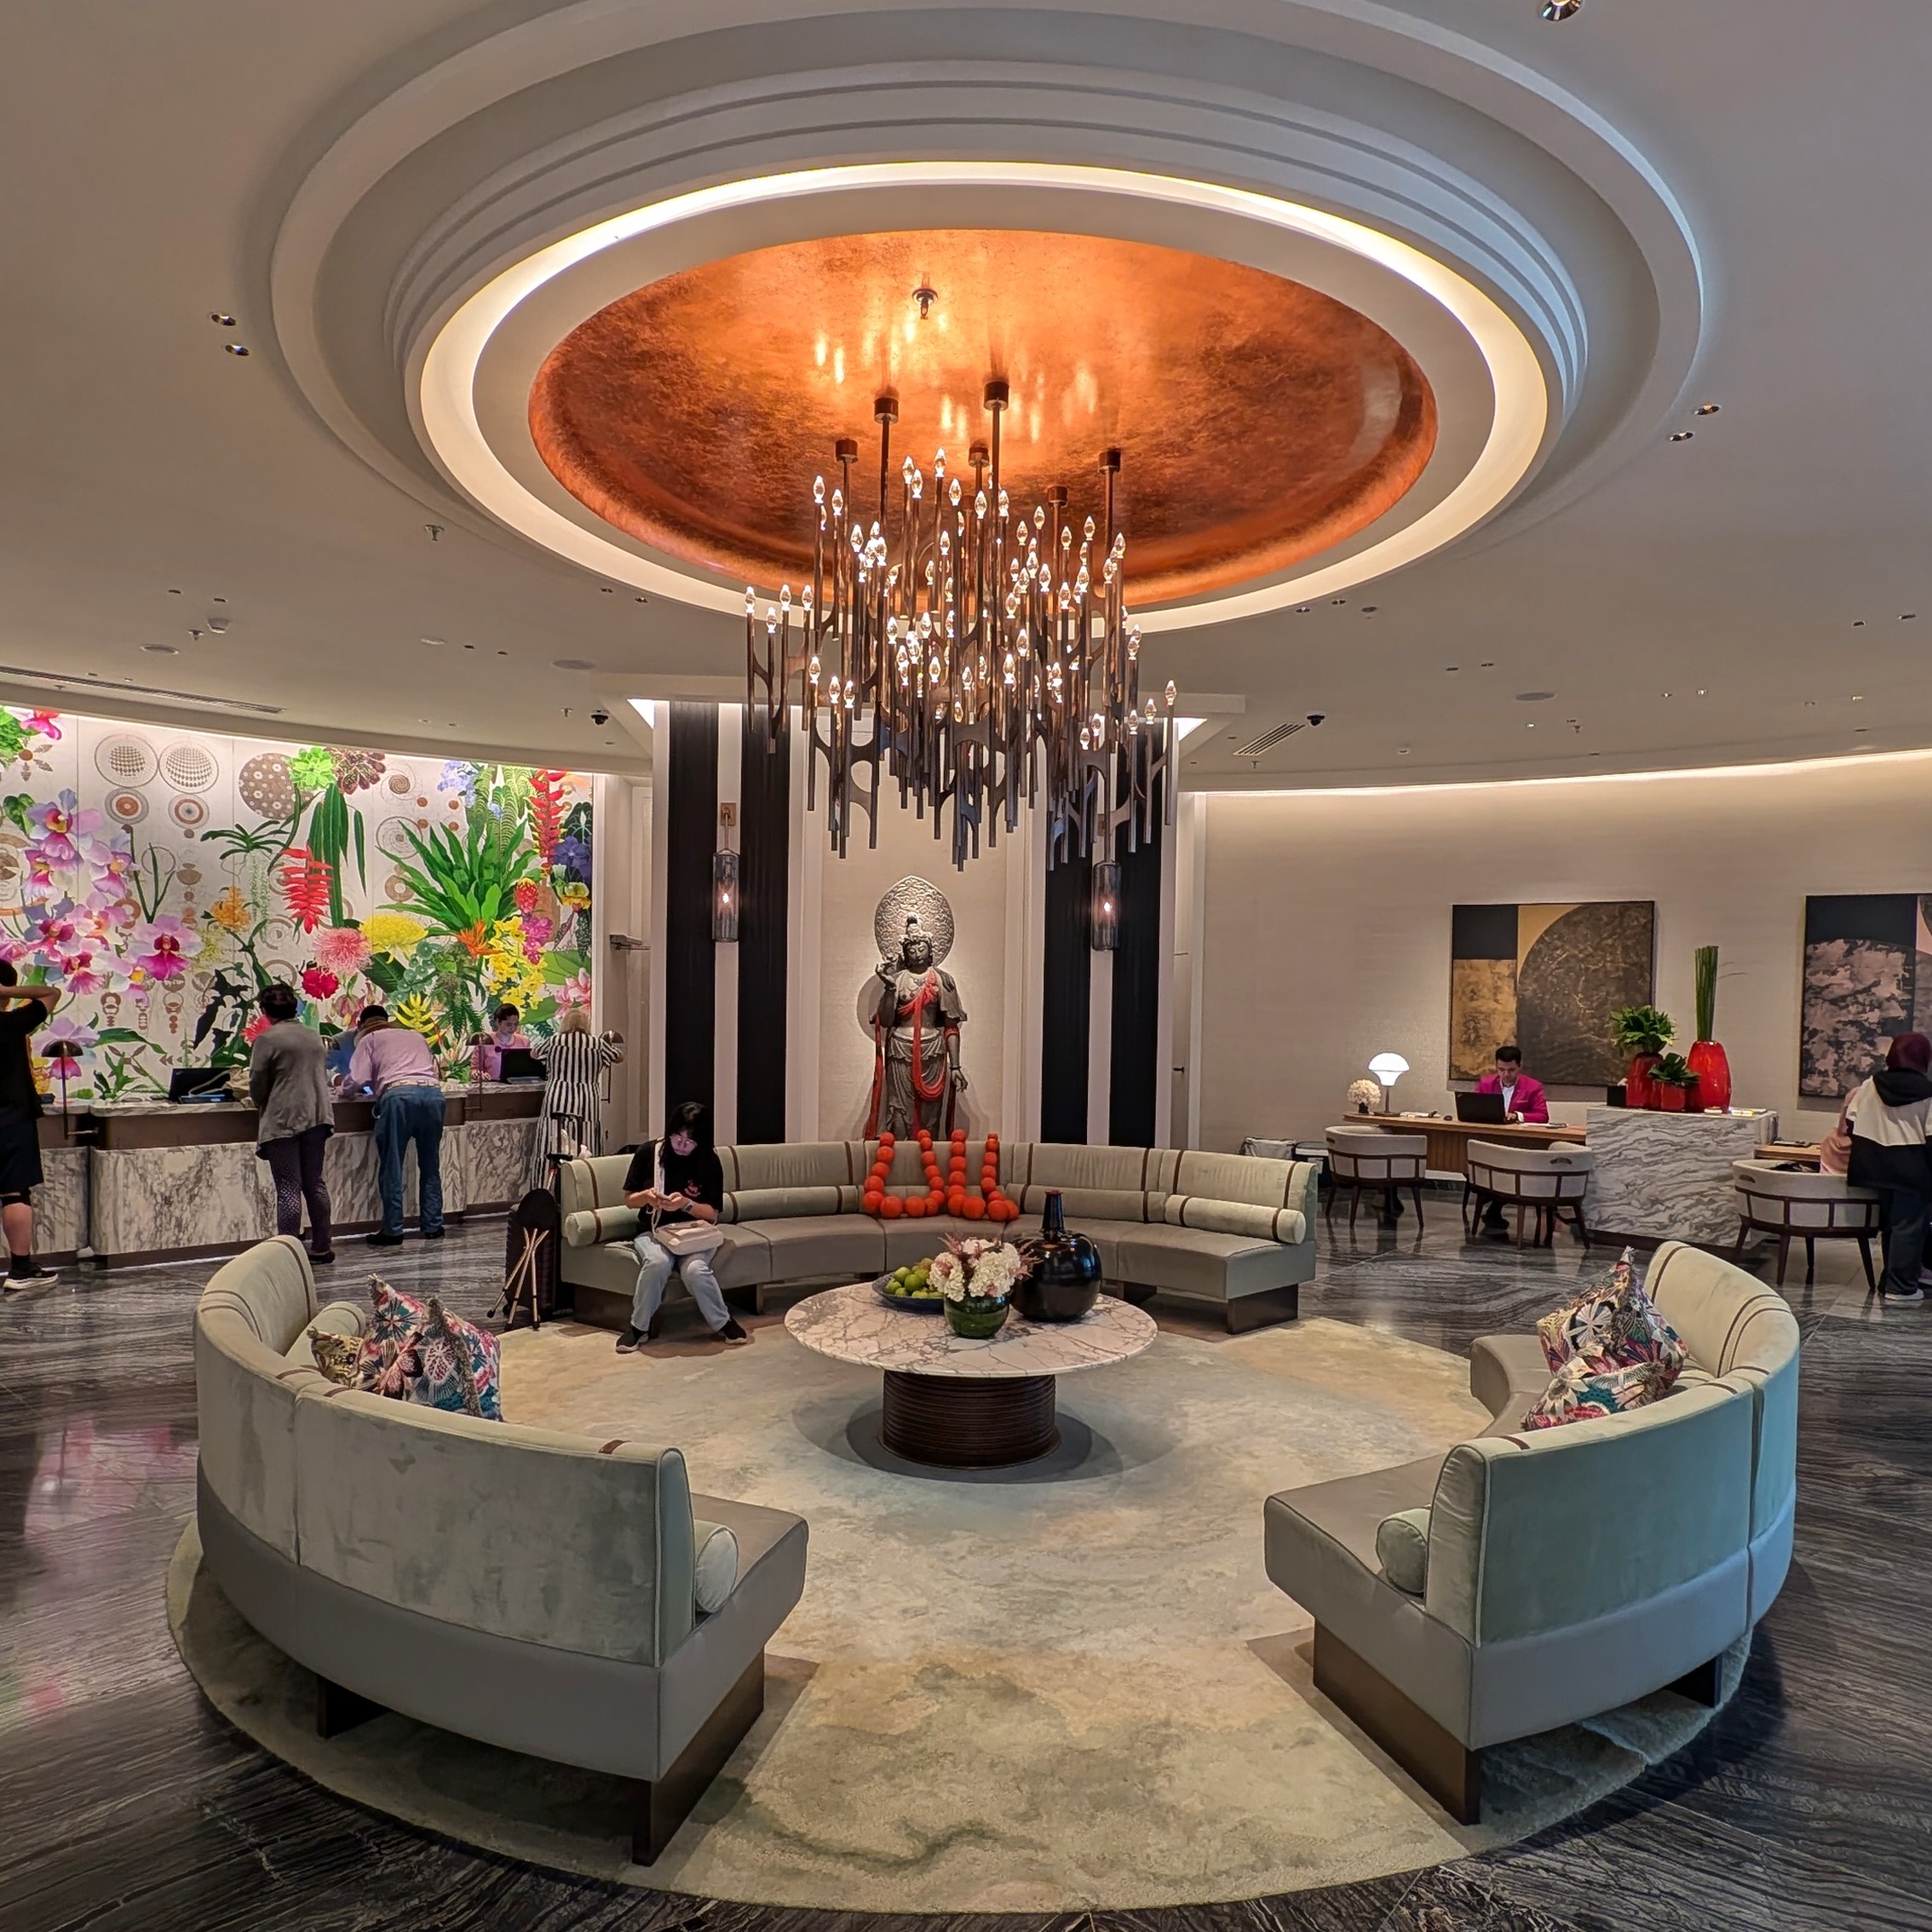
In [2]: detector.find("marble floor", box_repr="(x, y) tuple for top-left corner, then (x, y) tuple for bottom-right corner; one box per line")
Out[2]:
(1, 1199), (1927, 1932)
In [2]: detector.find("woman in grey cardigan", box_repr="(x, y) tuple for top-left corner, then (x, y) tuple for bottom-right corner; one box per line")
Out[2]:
(248, 983), (336, 1263)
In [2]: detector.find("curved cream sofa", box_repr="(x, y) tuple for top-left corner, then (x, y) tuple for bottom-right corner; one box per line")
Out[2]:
(559, 1138), (1319, 1332)
(193, 1235), (808, 1863)
(1263, 1240), (1798, 1821)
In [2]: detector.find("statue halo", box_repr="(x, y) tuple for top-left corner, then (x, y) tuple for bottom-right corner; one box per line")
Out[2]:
(874, 876), (956, 968)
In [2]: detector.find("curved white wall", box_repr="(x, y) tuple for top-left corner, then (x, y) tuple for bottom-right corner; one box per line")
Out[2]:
(1196, 752), (1932, 1150)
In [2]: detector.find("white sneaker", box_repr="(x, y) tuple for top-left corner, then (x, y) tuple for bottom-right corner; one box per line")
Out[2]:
(1885, 1285), (1925, 1302)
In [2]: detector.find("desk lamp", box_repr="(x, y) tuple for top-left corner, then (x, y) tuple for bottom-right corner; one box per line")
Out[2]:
(1367, 1052), (1410, 1114)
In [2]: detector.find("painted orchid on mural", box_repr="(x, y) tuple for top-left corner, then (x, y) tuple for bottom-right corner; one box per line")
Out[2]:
(0, 709), (595, 1100)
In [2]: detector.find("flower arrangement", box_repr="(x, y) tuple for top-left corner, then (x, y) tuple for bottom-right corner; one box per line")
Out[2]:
(933, 1235), (1032, 1303)
(1347, 1077), (1381, 1114)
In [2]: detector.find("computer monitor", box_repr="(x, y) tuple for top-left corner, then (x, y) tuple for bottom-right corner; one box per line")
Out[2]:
(169, 1067), (232, 1103)
(1454, 1090), (1508, 1124)
(497, 1046), (544, 1084)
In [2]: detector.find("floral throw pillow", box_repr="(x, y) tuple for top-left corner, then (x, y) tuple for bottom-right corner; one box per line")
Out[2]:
(410, 1297), (503, 1422)
(354, 1279), (432, 1397)
(1535, 1247), (1687, 1380)
(1523, 1354), (1681, 1430)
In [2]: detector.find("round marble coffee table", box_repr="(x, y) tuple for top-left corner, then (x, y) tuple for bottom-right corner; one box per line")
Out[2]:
(785, 1282), (1158, 1468)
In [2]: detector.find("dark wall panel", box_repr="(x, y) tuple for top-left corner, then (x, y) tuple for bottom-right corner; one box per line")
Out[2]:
(1109, 784), (1164, 1147)
(1040, 843), (1092, 1143)
(662, 703), (717, 1122)
(736, 708), (790, 1142)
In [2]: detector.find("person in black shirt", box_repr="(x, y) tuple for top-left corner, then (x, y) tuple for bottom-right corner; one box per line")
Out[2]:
(616, 1099), (745, 1350)
(0, 961), (64, 1285)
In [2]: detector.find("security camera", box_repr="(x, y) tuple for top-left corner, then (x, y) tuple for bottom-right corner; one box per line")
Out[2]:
(1306, 713), (1326, 727)
(589, 706), (611, 726)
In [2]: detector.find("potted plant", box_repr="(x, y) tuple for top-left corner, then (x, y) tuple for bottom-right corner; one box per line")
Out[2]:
(929, 1236), (1033, 1339)
(1612, 1004), (1676, 1109)
(1687, 946), (1733, 1113)
(1649, 1051), (1702, 1113)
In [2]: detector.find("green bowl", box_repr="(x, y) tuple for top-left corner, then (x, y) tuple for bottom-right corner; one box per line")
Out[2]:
(944, 1293), (1010, 1340)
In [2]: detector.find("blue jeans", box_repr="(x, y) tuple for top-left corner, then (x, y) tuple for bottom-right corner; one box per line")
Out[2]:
(373, 1085), (445, 1237)
(631, 1233), (728, 1331)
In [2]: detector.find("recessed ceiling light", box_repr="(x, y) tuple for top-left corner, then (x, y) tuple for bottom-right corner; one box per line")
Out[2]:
(1661, 691), (1672, 698)
(600, 586), (614, 595)
(142, 643), (177, 655)
(1695, 402), (1721, 417)
(1804, 699), (1817, 708)
(1903, 613), (1918, 621)
(167, 587), (181, 595)
(1480, 661), (1495, 669)
(1669, 430), (1693, 442)
(1540, 0), (1583, 18)
(1853, 619), (1866, 627)
(1855, 728), (1870, 735)
(225, 343), (249, 357)
(552, 657), (596, 671)
(1330, 598), (1347, 607)
(1446, 665), (1460, 672)
(1515, 690), (1555, 701)
(419, 635), (446, 647)
(635, 595), (648, 605)
(1361, 606), (1378, 613)
(1397, 746), (1411, 756)
(1293, 605), (1310, 614)
(209, 312), (236, 327)
(1852, 693), (1865, 701)
(1527, 722), (1536, 728)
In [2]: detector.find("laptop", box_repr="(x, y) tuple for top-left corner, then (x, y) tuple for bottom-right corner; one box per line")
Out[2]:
(169, 1067), (233, 1103)
(1454, 1090), (1508, 1124)
(497, 1046), (545, 1084)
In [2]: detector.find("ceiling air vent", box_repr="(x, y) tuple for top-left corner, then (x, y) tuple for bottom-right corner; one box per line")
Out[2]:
(1231, 718), (1315, 760)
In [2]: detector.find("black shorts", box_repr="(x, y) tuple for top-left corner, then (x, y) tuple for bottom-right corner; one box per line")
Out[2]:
(0, 1114), (43, 1198)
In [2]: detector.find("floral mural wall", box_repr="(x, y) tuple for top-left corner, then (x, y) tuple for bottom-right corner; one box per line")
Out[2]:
(0, 708), (595, 1103)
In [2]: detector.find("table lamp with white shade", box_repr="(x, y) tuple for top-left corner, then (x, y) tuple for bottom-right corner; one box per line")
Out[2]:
(1367, 1052), (1410, 1114)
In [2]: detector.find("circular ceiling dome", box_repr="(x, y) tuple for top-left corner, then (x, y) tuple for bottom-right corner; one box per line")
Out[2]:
(526, 229), (1437, 605)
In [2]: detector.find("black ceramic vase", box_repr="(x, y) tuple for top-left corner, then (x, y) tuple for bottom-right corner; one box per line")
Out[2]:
(1015, 1188), (1102, 1322)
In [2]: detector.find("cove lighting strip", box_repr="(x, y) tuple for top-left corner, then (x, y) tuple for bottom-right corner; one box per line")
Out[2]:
(421, 162), (1550, 630)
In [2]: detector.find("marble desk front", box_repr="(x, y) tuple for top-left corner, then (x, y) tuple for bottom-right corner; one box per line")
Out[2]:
(1584, 1107), (1778, 1246)
(31, 1085), (543, 1267)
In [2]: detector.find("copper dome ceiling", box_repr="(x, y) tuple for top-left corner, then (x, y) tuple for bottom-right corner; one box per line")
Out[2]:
(529, 229), (1437, 605)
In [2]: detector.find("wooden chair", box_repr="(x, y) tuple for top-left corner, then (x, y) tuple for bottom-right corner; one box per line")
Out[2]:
(1324, 1130), (1428, 1230)
(1732, 1161), (1878, 1288)
(1464, 1141), (1594, 1247)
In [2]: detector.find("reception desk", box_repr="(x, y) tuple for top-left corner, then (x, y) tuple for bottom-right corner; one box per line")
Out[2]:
(1344, 1107), (1778, 1251)
(32, 1084), (543, 1268)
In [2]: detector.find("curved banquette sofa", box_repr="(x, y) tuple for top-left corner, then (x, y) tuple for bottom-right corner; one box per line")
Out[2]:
(559, 1137), (1319, 1331)
(1263, 1239), (1798, 1821)
(193, 1234), (808, 1863)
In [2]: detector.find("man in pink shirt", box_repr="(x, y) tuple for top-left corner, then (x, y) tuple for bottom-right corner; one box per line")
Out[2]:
(345, 1006), (446, 1245)
(1475, 1044), (1549, 1123)
(1475, 1044), (1547, 1235)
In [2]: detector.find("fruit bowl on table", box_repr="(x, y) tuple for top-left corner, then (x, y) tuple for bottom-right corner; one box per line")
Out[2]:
(872, 1270), (946, 1313)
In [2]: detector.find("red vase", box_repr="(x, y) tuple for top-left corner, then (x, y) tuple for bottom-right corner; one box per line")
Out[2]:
(1656, 1081), (1687, 1113)
(1687, 1039), (1732, 1113)
(1625, 1052), (1661, 1109)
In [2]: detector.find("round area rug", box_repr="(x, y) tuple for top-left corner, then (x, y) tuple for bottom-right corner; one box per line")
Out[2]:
(169, 1314), (1739, 1911)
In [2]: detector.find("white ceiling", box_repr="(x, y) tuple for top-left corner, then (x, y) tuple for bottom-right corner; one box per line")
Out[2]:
(2, 2), (1926, 789)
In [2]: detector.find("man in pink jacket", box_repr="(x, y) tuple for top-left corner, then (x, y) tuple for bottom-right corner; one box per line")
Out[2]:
(1475, 1044), (1549, 1123)
(1475, 1045), (1547, 1235)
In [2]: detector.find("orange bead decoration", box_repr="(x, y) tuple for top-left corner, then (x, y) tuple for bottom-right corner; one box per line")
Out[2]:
(880, 1195), (904, 1217)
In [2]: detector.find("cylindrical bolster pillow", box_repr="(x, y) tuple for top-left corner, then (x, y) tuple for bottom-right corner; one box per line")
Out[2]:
(719, 1186), (845, 1223)
(1376, 1508), (1431, 1596)
(693, 1519), (740, 1615)
(1163, 1197), (1305, 1244)
(562, 1205), (641, 1248)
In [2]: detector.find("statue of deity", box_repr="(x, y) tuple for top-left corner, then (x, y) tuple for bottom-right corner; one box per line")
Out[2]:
(865, 913), (968, 1138)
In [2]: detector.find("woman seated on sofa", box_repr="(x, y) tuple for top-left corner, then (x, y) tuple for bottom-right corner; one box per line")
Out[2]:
(616, 1099), (748, 1352)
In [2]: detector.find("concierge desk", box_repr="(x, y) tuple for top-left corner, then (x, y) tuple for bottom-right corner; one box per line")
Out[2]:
(1347, 1107), (1779, 1249)
(31, 1084), (542, 1268)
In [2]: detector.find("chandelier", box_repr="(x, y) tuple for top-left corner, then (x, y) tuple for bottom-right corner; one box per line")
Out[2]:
(745, 375), (1174, 871)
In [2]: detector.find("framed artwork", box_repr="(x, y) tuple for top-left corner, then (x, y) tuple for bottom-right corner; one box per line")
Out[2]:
(1799, 894), (1932, 1099)
(1449, 901), (1656, 1086)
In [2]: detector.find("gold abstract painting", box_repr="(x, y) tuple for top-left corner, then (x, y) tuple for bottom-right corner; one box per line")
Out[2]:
(1449, 902), (1655, 1086)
